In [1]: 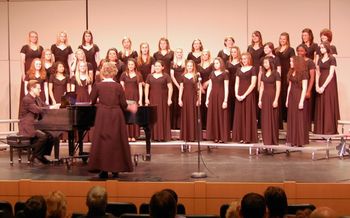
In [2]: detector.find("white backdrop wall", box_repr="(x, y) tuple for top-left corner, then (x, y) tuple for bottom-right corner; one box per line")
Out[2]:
(0, 0), (349, 131)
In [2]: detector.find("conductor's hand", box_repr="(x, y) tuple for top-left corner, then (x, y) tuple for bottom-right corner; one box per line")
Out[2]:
(49, 104), (60, 109)
(127, 103), (138, 114)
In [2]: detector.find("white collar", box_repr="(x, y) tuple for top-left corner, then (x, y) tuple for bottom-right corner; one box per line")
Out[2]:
(102, 78), (115, 82)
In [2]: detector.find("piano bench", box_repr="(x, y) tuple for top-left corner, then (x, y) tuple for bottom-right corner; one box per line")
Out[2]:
(6, 135), (32, 165)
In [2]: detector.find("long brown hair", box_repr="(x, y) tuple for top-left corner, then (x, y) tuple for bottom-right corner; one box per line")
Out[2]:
(137, 42), (151, 65)
(27, 58), (46, 80)
(251, 31), (263, 47)
(52, 61), (67, 78)
(261, 56), (277, 76)
(287, 56), (307, 82)
(264, 42), (276, 56)
(126, 58), (142, 83)
(276, 32), (291, 52)
(158, 37), (171, 52)
(213, 57), (226, 72)
(82, 30), (94, 45)
(320, 42), (332, 57)
(191, 39), (203, 52)
(302, 28), (314, 44)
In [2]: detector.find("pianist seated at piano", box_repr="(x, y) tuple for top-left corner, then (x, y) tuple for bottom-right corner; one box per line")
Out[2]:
(89, 62), (137, 179)
(19, 80), (60, 164)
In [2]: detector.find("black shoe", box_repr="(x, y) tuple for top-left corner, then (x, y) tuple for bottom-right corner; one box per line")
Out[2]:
(98, 171), (108, 179)
(112, 172), (119, 178)
(36, 155), (51, 165)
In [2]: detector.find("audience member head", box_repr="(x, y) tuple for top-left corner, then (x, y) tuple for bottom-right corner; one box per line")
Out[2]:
(240, 192), (266, 218)
(264, 186), (288, 218)
(150, 190), (177, 218)
(24, 195), (47, 218)
(162, 189), (178, 203)
(310, 207), (337, 218)
(86, 186), (108, 216)
(225, 201), (240, 218)
(296, 209), (313, 218)
(46, 190), (67, 218)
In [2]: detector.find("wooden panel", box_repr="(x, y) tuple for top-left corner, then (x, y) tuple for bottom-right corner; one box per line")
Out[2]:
(10, 60), (21, 119)
(0, 1), (8, 60)
(19, 180), (106, 197)
(9, 0), (86, 61)
(206, 182), (284, 198)
(167, 0), (247, 56)
(2, 180), (350, 215)
(331, 0), (350, 57)
(0, 61), (10, 127)
(336, 58), (350, 122)
(88, 0), (166, 58)
(248, 0), (329, 48)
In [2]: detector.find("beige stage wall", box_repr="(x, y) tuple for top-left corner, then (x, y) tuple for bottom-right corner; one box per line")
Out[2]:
(0, 0), (349, 131)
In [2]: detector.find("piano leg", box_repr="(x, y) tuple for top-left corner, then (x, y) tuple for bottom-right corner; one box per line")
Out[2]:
(68, 131), (75, 156)
(143, 125), (151, 161)
(78, 130), (84, 155)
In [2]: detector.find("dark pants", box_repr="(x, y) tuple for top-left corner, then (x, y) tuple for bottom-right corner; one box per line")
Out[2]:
(31, 130), (59, 157)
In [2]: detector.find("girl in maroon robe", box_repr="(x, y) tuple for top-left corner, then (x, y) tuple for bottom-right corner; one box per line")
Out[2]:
(314, 42), (340, 134)
(48, 62), (70, 105)
(120, 58), (143, 141)
(20, 31), (44, 113)
(145, 60), (173, 141)
(286, 56), (309, 147)
(258, 57), (281, 145)
(153, 37), (174, 75)
(187, 39), (203, 65)
(119, 37), (138, 64)
(205, 57), (229, 143)
(178, 60), (201, 141)
(232, 53), (258, 143)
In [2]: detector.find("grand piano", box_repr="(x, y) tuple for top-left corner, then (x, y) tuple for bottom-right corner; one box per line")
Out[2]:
(35, 104), (157, 163)
(34, 104), (96, 158)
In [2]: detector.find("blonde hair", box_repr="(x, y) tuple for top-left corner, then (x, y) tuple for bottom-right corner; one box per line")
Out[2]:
(46, 191), (67, 218)
(75, 48), (87, 61)
(28, 30), (39, 45)
(225, 201), (240, 218)
(121, 36), (133, 58)
(173, 48), (185, 68)
(75, 61), (92, 86)
(229, 46), (242, 62)
(183, 60), (198, 82)
(241, 52), (253, 66)
(41, 49), (54, 65)
(100, 62), (117, 79)
(200, 49), (212, 67)
(56, 31), (68, 45)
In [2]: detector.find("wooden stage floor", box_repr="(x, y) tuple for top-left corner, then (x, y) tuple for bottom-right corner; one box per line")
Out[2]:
(1, 139), (350, 183)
